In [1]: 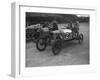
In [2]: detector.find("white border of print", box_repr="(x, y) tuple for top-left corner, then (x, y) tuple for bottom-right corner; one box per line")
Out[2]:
(11, 2), (96, 78)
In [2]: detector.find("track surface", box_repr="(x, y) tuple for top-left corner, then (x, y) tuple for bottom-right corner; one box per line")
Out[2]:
(26, 23), (89, 67)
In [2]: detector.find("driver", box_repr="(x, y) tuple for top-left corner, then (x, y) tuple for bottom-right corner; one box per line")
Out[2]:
(42, 22), (49, 28)
(51, 21), (58, 31)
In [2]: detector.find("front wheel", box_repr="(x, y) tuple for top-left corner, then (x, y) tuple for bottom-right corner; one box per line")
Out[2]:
(36, 37), (47, 51)
(52, 39), (62, 55)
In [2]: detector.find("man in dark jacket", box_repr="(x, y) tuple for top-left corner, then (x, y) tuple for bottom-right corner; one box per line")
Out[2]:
(51, 21), (58, 31)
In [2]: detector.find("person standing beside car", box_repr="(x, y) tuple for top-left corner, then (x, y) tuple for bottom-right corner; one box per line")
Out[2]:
(74, 21), (79, 33)
(72, 21), (79, 37)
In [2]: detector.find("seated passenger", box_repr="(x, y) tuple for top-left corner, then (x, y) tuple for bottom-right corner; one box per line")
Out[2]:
(67, 21), (73, 30)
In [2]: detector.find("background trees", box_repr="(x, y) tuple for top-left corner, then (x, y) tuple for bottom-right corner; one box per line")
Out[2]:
(26, 12), (89, 27)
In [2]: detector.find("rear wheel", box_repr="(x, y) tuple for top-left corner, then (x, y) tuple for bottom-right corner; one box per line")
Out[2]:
(52, 39), (62, 55)
(36, 37), (47, 51)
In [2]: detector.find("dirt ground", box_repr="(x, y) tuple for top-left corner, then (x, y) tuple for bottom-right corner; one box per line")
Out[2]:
(26, 23), (89, 67)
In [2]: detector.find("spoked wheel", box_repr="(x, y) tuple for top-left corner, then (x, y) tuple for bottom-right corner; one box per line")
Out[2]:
(36, 37), (47, 51)
(52, 39), (62, 55)
(78, 33), (83, 44)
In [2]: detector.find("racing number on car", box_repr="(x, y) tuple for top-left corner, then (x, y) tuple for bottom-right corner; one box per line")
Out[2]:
(64, 33), (72, 40)
(63, 33), (69, 40)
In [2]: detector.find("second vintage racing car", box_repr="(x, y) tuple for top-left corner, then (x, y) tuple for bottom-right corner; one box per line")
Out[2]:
(36, 25), (83, 55)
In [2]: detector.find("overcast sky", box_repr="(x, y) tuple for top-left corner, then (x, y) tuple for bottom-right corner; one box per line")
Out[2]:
(77, 14), (89, 17)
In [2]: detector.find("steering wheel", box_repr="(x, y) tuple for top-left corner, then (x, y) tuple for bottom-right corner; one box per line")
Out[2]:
(48, 25), (53, 30)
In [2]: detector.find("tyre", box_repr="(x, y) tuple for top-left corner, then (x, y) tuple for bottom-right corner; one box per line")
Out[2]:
(52, 39), (62, 55)
(78, 33), (83, 44)
(36, 37), (47, 51)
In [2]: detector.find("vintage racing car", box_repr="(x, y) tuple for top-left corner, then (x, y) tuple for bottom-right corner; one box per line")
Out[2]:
(36, 26), (83, 55)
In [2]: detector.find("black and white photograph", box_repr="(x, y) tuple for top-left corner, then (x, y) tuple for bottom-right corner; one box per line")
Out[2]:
(25, 12), (89, 67)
